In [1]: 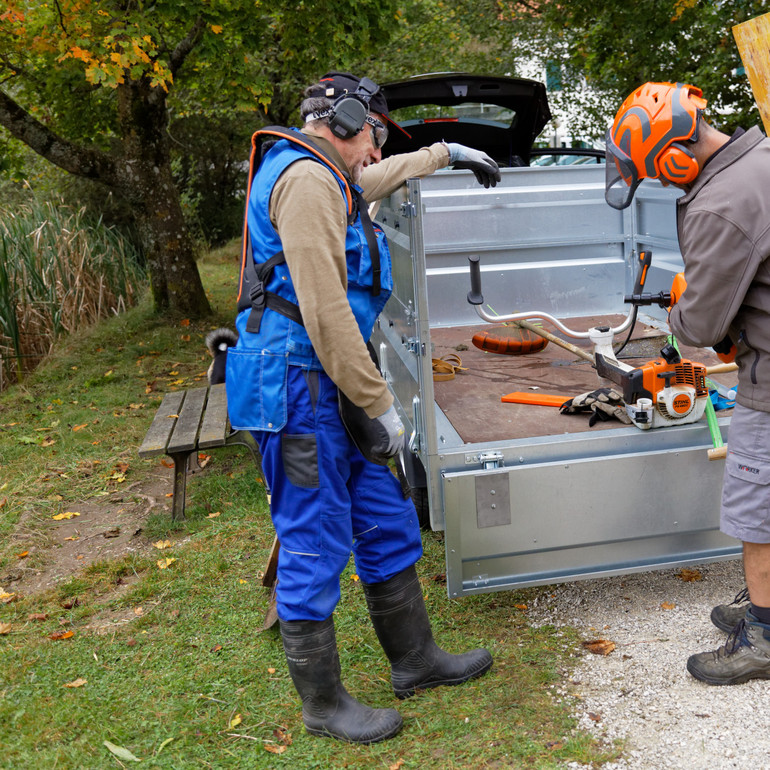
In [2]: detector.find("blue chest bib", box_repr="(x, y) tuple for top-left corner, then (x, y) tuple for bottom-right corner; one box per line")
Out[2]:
(226, 127), (392, 432)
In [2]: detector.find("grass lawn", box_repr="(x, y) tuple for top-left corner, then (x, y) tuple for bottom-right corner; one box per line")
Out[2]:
(0, 243), (620, 768)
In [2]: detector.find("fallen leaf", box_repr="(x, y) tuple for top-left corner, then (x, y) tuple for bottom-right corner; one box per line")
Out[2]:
(514, 603), (528, 611)
(545, 741), (564, 751)
(350, 574), (360, 582)
(63, 678), (87, 688)
(273, 726), (292, 746)
(267, 667), (276, 674)
(0, 623), (11, 634)
(103, 528), (121, 538)
(28, 613), (48, 621)
(60, 597), (79, 609)
(49, 630), (74, 640)
(228, 714), (242, 730)
(264, 745), (286, 755)
(52, 511), (80, 520)
(677, 568), (703, 582)
(16, 551), (29, 559)
(134, 607), (144, 617)
(160, 458), (174, 468)
(588, 712), (602, 722)
(198, 453), (211, 468)
(64, 536), (79, 542)
(207, 511), (221, 519)
(0, 592), (18, 604)
(661, 601), (676, 610)
(180, 319), (191, 327)
(211, 644), (223, 653)
(181, 334), (191, 342)
(157, 558), (176, 570)
(72, 424), (88, 432)
(103, 740), (141, 762)
(582, 639), (615, 656)
(153, 540), (172, 550)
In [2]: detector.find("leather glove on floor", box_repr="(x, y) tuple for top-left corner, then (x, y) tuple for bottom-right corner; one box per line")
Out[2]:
(559, 387), (632, 427)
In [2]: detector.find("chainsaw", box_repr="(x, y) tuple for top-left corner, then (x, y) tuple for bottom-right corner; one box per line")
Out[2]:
(595, 343), (709, 430)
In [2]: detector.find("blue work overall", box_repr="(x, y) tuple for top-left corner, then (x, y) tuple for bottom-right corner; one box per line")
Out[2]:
(226, 129), (422, 621)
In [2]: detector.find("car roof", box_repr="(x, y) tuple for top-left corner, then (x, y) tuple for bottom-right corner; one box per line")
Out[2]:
(380, 73), (552, 166)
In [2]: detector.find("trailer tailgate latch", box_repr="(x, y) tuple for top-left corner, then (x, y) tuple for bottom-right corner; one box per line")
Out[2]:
(400, 201), (417, 218)
(468, 450), (504, 470)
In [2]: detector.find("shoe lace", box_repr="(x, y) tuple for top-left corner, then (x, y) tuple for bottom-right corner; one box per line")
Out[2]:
(724, 618), (751, 655)
(730, 586), (750, 606)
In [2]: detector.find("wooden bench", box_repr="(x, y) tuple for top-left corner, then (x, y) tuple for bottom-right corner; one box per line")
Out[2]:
(138, 383), (262, 520)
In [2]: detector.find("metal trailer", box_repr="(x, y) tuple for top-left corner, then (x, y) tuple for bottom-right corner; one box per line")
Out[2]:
(371, 163), (741, 599)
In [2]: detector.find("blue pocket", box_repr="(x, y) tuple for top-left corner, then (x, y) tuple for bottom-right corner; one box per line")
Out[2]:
(225, 348), (289, 431)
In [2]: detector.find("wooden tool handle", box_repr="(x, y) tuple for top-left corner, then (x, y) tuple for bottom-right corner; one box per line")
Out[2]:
(511, 319), (594, 364)
(708, 445), (728, 461)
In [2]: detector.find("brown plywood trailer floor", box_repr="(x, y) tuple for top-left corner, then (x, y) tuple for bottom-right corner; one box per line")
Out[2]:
(430, 315), (737, 445)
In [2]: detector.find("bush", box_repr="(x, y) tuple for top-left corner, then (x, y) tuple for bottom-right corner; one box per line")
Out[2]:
(0, 199), (145, 388)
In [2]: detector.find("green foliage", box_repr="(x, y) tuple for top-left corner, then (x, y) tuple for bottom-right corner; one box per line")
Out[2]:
(0, 198), (144, 385)
(526, 0), (768, 135)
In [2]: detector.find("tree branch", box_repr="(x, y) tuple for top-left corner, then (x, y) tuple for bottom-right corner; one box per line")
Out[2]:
(0, 89), (119, 186)
(168, 17), (206, 77)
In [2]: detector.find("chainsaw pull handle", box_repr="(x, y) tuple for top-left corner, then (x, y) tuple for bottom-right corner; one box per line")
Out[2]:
(467, 255), (484, 305)
(633, 250), (652, 294)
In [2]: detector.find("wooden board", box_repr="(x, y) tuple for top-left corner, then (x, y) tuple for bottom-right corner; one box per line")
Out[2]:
(198, 384), (229, 448)
(166, 387), (207, 454)
(733, 13), (770, 136)
(137, 391), (185, 457)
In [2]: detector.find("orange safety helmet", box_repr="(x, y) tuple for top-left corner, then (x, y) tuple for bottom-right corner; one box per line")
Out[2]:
(605, 82), (707, 210)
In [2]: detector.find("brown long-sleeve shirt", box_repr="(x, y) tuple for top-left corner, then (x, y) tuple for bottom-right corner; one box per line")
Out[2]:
(269, 133), (449, 418)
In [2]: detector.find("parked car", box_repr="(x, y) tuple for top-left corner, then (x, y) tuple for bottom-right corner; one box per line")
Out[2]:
(380, 72), (602, 167)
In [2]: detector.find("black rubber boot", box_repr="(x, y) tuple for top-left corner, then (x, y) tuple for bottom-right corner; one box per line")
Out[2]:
(363, 565), (493, 698)
(279, 617), (402, 744)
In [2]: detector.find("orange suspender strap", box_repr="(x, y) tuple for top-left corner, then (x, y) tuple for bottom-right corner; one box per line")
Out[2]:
(236, 128), (353, 306)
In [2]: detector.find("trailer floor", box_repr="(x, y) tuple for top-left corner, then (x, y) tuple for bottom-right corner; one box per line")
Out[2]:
(430, 315), (737, 445)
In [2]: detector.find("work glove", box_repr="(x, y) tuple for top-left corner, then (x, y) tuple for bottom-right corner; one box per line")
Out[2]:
(371, 404), (406, 458)
(713, 333), (737, 364)
(559, 387), (632, 427)
(446, 143), (501, 188)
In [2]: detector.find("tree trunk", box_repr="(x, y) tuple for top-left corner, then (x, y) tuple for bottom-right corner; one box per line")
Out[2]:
(115, 79), (212, 318)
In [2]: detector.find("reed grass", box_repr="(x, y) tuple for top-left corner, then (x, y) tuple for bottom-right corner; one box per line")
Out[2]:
(0, 198), (144, 389)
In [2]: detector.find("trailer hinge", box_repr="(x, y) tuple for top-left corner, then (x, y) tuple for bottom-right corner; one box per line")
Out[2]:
(405, 337), (424, 356)
(400, 201), (417, 218)
(466, 451), (504, 470)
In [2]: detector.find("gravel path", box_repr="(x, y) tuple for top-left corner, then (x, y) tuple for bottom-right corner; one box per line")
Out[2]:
(525, 557), (770, 769)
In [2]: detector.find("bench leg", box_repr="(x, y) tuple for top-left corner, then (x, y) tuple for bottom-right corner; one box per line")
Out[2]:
(169, 452), (190, 521)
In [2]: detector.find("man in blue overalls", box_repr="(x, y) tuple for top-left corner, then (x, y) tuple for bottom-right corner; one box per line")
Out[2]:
(227, 72), (499, 743)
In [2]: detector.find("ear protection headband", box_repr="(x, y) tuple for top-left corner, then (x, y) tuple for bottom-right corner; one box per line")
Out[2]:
(658, 142), (699, 185)
(327, 77), (380, 140)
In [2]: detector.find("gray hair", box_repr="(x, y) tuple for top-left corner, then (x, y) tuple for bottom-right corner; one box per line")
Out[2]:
(300, 94), (333, 126)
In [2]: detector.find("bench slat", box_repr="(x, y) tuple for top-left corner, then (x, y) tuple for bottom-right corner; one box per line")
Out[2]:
(138, 391), (186, 458)
(166, 387), (208, 453)
(198, 384), (230, 449)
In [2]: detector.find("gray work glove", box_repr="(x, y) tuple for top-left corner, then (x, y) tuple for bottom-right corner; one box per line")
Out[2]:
(371, 404), (405, 458)
(559, 387), (632, 427)
(446, 143), (502, 188)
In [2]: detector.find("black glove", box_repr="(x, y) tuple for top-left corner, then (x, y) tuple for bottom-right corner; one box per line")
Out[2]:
(560, 387), (632, 427)
(446, 143), (501, 188)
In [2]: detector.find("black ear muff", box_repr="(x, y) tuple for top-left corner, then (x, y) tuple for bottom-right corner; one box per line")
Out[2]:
(327, 77), (380, 140)
(658, 142), (699, 185)
(328, 97), (368, 140)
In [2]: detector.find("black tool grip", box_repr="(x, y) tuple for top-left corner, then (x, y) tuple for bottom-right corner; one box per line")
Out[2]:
(467, 255), (484, 305)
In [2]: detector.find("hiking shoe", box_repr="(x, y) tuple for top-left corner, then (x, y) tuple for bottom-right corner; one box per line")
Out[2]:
(710, 587), (750, 633)
(687, 614), (770, 685)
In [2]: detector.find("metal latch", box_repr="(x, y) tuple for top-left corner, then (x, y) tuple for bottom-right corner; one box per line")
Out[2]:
(404, 337), (424, 356)
(465, 451), (504, 470)
(400, 201), (416, 218)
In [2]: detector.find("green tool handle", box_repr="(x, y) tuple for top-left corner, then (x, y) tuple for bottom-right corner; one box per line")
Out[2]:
(669, 335), (726, 460)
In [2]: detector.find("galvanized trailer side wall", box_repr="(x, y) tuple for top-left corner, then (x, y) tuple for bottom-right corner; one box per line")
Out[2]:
(373, 165), (739, 598)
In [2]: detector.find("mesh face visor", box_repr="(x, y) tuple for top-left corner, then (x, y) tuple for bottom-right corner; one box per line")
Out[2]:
(604, 129), (642, 210)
